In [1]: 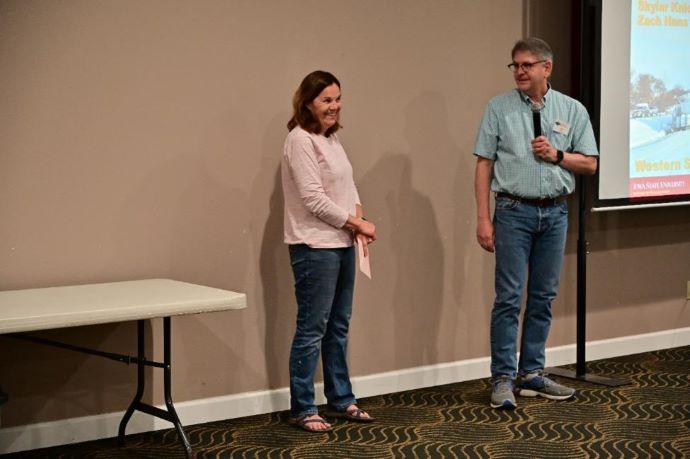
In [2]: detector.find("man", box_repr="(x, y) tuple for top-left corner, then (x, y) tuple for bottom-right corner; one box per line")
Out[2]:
(473, 37), (598, 409)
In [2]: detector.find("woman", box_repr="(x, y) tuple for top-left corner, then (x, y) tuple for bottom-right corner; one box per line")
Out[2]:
(282, 70), (377, 433)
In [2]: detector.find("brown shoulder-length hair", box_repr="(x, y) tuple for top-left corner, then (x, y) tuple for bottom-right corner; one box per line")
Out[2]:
(287, 70), (341, 137)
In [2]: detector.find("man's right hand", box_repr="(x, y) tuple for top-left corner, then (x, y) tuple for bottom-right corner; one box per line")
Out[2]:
(476, 219), (495, 253)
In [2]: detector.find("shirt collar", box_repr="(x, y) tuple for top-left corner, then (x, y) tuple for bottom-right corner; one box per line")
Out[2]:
(518, 83), (551, 107)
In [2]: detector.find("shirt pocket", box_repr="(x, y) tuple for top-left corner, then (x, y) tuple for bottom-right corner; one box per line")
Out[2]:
(549, 130), (571, 152)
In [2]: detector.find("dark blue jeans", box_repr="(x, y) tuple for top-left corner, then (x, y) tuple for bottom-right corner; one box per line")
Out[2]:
(490, 196), (568, 378)
(288, 244), (357, 418)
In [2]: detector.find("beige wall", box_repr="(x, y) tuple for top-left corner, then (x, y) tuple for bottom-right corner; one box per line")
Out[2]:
(1, 0), (688, 427)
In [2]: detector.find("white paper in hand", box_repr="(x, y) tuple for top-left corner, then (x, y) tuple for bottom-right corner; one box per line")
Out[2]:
(357, 240), (372, 279)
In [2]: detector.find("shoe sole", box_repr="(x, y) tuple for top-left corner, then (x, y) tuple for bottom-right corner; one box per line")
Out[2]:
(518, 388), (575, 400)
(324, 411), (376, 423)
(490, 399), (517, 409)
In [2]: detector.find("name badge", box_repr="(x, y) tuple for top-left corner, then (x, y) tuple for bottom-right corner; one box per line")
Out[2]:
(553, 120), (570, 135)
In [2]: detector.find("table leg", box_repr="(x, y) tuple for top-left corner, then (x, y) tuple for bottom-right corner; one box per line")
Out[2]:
(117, 318), (192, 458)
(118, 320), (146, 445)
(163, 316), (192, 458)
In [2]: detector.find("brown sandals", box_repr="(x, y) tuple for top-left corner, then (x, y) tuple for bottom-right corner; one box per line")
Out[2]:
(288, 414), (333, 433)
(289, 406), (375, 432)
(325, 406), (376, 423)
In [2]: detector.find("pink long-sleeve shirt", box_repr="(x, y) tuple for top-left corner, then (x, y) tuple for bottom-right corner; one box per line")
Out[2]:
(282, 126), (361, 248)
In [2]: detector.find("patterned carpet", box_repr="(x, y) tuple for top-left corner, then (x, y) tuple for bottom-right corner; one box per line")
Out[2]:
(8, 346), (690, 458)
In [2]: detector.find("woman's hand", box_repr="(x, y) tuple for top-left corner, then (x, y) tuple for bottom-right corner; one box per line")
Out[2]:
(345, 215), (377, 240)
(357, 219), (377, 240)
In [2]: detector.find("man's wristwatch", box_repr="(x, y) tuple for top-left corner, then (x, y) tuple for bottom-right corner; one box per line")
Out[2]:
(553, 149), (564, 165)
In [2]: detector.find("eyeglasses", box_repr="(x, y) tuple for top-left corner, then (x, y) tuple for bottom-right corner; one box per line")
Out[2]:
(507, 60), (547, 72)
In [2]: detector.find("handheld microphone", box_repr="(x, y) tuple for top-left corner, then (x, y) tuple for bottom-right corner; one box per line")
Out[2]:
(531, 101), (543, 138)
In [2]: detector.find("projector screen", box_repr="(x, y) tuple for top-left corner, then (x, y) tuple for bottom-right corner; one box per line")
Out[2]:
(592, 0), (690, 210)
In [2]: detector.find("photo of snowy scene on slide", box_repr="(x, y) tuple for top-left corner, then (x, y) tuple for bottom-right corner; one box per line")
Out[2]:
(630, 0), (690, 197)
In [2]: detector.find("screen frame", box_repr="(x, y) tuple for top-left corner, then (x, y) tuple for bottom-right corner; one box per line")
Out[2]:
(582, 0), (690, 211)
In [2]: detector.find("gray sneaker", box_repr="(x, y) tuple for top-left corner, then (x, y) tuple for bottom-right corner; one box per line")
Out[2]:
(490, 376), (517, 409)
(517, 370), (575, 400)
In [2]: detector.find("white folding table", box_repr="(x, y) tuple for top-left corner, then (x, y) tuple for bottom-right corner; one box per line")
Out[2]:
(0, 279), (247, 458)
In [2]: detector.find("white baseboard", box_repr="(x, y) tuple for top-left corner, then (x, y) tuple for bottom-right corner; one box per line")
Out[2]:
(2, 327), (689, 454)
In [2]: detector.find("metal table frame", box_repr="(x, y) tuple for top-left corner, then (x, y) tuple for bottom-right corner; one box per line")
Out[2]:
(9, 317), (192, 457)
(0, 279), (246, 458)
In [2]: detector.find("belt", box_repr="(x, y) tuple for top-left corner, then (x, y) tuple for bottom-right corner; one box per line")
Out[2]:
(496, 192), (568, 207)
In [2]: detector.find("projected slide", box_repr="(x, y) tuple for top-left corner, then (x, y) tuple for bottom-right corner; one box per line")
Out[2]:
(629, 1), (690, 197)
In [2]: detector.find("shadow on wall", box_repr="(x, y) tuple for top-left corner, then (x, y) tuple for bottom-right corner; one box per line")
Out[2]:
(356, 91), (476, 369)
(0, 323), (139, 427)
(359, 152), (444, 370)
(585, 205), (690, 310)
(253, 112), (294, 391)
(588, 205), (690, 250)
(391, 156), (444, 368)
(449, 121), (495, 359)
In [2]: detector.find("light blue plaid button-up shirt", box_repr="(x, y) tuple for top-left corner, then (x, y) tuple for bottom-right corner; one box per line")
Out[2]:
(474, 87), (599, 199)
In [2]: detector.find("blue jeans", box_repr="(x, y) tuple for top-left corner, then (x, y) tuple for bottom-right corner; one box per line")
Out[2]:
(490, 196), (568, 378)
(288, 244), (357, 418)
